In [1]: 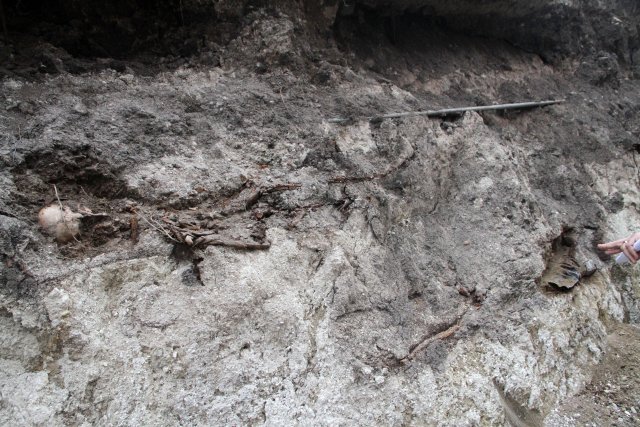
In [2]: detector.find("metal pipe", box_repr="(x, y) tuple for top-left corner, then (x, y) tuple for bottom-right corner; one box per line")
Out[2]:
(327, 99), (565, 124)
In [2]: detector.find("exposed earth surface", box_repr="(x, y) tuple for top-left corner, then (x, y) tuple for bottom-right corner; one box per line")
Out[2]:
(1, 0), (640, 425)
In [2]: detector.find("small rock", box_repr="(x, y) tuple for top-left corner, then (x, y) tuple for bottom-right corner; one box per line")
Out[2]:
(3, 79), (23, 90)
(44, 288), (72, 327)
(73, 102), (89, 115)
(18, 102), (35, 115)
(581, 260), (597, 277)
(120, 74), (135, 83)
(5, 100), (20, 111)
(255, 62), (267, 74)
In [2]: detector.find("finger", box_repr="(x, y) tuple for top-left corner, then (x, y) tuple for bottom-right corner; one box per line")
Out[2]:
(598, 239), (626, 249)
(622, 243), (637, 264)
(628, 239), (639, 260)
(622, 240), (637, 256)
(598, 241), (624, 251)
(603, 248), (622, 255)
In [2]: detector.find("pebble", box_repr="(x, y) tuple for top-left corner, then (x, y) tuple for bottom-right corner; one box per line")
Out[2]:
(582, 259), (597, 276)
(3, 79), (23, 90)
(73, 102), (89, 115)
(18, 102), (34, 114)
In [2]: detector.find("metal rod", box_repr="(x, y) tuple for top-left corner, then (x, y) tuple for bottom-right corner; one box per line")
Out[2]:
(328, 99), (565, 124)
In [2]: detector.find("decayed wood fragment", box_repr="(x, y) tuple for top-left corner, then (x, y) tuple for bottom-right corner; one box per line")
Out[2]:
(401, 322), (461, 363)
(163, 220), (270, 250)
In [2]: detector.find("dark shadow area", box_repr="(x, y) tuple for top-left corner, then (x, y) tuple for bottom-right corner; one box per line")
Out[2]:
(333, 3), (561, 107)
(1, 0), (217, 58)
(0, 0), (242, 77)
(339, 0), (640, 66)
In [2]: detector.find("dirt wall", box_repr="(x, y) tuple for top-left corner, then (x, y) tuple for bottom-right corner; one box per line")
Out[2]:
(1, 0), (640, 425)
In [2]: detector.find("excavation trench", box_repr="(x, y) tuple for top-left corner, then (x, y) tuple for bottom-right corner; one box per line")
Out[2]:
(1, 1), (639, 426)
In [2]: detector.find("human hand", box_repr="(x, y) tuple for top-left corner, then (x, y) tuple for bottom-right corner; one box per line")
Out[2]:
(597, 232), (640, 264)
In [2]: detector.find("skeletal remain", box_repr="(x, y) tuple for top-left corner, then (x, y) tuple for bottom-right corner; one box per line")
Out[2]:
(38, 204), (82, 243)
